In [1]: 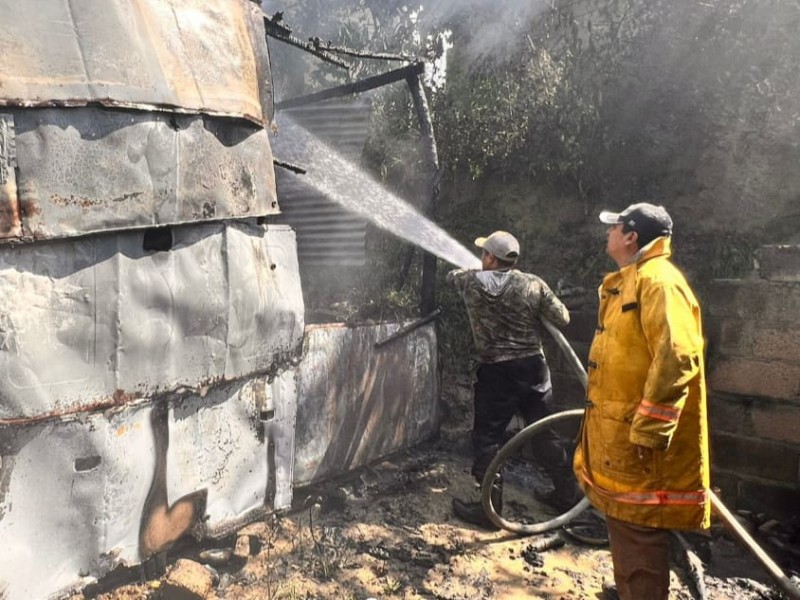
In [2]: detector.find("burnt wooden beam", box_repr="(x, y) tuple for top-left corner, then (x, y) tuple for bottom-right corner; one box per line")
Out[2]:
(264, 18), (351, 70)
(275, 62), (425, 111)
(406, 72), (441, 316)
(273, 159), (307, 175)
(310, 37), (418, 62)
(375, 309), (442, 348)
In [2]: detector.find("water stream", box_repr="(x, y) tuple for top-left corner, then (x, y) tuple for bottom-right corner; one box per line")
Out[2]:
(273, 117), (482, 271)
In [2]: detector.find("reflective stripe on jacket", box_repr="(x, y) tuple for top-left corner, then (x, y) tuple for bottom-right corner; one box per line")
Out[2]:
(573, 237), (711, 530)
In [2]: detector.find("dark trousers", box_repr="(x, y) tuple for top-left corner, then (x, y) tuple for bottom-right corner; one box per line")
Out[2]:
(470, 355), (572, 491)
(606, 516), (671, 600)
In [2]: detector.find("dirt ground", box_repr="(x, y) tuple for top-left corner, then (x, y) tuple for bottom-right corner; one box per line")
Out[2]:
(76, 375), (797, 600)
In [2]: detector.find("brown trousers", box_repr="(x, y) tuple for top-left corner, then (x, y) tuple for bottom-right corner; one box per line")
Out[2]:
(606, 516), (671, 600)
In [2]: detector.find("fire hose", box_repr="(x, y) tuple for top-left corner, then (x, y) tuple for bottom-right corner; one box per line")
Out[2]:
(480, 319), (800, 600)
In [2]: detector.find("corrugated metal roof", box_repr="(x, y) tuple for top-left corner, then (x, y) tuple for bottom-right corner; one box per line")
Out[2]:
(272, 99), (371, 267)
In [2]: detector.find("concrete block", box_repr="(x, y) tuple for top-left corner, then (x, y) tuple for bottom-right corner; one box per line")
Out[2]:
(702, 280), (750, 318)
(761, 283), (800, 323)
(756, 244), (800, 282)
(751, 327), (800, 364)
(706, 318), (751, 358)
(711, 432), (799, 483)
(708, 357), (800, 401)
(708, 469), (741, 511)
(707, 395), (750, 435)
(704, 280), (800, 322)
(707, 320), (800, 363)
(749, 401), (800, 445)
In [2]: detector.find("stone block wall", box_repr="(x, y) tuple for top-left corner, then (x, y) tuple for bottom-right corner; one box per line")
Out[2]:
(704, 244), (800, 518)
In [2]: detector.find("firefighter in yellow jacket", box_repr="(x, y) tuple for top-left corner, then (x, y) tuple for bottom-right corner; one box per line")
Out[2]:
(573, 203), (710, 600)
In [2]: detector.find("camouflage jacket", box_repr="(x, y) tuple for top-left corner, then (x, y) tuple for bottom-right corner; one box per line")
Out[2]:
(447, 268), (570, 364)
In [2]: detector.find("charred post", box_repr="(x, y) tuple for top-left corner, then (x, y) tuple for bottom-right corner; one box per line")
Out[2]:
(406, 69), (441, 316)
(275, 63), (424, 112)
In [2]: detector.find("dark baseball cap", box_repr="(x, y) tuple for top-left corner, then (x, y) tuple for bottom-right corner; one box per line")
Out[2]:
(599, 203), (673, 247)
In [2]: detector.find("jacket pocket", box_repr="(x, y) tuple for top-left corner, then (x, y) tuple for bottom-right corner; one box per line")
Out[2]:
(598, 406), (659, 481)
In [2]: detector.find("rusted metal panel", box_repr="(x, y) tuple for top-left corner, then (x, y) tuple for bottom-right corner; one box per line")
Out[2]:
(292, 321), (440, 486)
(272, 101), (370, 266)
(0, 372), (297, 600)
(0, 222), (304, 423)
(0, 0), (272, 126)
(0, 108), (277, 241)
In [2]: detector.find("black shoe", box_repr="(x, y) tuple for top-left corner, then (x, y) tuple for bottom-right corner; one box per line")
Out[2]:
(534, 488), (581, 513)
(452, 498), (498, 531)
(600, 581), (619, 600)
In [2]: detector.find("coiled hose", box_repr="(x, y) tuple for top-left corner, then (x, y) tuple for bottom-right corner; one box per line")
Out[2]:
(480, 318), (800, 600)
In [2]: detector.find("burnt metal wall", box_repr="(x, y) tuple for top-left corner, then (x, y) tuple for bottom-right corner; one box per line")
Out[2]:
(0, 1), (303, 598)
(0, 372), (298, 600)
(0, 225), (305, 600)
(0, 3), (442, 598)
(0, 108), (277, 242)
(294, 322), (440, 486)
(0, 0), (273, 125)
(0, 223), (303, 424)
(0, 0), (277, 244)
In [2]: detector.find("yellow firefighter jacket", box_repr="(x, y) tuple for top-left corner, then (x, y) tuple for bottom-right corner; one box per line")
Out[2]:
(573, 236), (711, 530)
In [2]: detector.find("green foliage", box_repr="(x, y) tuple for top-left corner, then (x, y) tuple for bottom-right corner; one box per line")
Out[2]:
(430, 0), (659, 199)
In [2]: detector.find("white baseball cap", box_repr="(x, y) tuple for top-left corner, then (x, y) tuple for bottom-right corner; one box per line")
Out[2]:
(474, 230), (520, 261)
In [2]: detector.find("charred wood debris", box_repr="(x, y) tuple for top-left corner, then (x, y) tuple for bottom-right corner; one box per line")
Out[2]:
(264, 12), (420, 70)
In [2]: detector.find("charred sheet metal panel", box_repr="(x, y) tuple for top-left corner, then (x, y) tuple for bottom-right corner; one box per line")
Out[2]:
(0, 405), (155, 600)
(272, 101), (370, 267)
(0, 222), (303, 423)
(0, 0), (272, 125)
(0, 114), (20, 239)
(166, 372), (298, 538)
(0, 108), (277, 241)
(0, 372), (297, 600)
(293, 322), (440, 486)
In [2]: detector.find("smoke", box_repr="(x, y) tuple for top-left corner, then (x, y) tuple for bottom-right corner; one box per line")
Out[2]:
(261, 0), (552, 65)
(421, 0), (551, 63)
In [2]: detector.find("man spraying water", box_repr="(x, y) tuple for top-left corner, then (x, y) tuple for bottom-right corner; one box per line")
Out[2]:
(447, 231), (582, 530)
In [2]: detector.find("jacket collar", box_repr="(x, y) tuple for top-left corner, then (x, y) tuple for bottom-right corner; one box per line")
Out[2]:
(617, 236), (672, 273)
(633, 235), (672, 265)
(601, 237), (672, 300)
